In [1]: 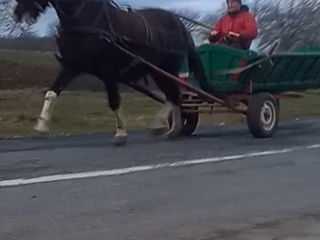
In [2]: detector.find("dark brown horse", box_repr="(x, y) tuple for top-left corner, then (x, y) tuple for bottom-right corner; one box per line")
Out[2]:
(13, 0), (207, 144)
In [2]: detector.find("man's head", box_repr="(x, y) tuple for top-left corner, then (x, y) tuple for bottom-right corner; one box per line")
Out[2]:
(227, 0), (242, 14)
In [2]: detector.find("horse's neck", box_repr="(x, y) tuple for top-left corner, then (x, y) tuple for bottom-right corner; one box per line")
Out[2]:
(52, 0), (132, 39)
(53, 0), (121, 26)
(50, 0), (72, 22)
(52, 0), (103, 26)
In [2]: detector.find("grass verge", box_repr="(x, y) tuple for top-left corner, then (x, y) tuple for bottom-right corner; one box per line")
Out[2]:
(1, 90), (320, 139)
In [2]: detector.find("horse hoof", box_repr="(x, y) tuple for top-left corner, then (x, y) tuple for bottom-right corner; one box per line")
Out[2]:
(166, 130), (180, 140)
(150, 127), (168, 136)
(166, 124), (182, 139)
(113, 136), (127, 146)
(33, 122), (49, 134)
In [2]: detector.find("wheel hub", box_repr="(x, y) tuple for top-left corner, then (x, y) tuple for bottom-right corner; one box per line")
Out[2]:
(260, 101), (276, 131)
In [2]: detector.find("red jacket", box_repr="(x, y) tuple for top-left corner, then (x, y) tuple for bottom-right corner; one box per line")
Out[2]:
(212, 11), (258, 49)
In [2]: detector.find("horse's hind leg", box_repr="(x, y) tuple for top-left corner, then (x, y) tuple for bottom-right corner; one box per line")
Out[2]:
(150, 101), (171, 136)
(151, 72), (182, 139)
(34, 67), (78, 133)
(104, 81), (127, 145)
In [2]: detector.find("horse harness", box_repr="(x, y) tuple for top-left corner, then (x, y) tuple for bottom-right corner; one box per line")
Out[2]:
(54, 0), (187, 81)
(62, 0), (153, 49)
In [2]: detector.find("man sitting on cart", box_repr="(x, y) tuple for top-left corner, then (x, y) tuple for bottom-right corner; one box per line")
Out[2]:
(209, 0), (258, 50)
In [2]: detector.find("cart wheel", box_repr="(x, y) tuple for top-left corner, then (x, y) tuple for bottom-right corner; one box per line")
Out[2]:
(169, 112), (199, 136)
(247, 93), (279, 138)
(181, 112), (199, 135)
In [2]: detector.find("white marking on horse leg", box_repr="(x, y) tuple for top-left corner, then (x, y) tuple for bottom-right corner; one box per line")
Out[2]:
(56, 50), (62, 58)
(114, 110), (128, 138)
(113, 110), (127, 146)
(150, 102), (172, 136)
(34, 91), (57, 133)
(151, 102), (171, 129)
(166, 103), (182, 138)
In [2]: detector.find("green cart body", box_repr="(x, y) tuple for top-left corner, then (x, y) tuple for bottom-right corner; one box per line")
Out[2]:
(181, 44), (320, 94)
(177, 44), (320, 138)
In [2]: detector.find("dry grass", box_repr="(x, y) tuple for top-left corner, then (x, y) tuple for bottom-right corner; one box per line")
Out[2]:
(0, 49), (58, 89)
(0, 90), (159, 138)
(2, 49), (320, 138)
(1, 90), (320, 139)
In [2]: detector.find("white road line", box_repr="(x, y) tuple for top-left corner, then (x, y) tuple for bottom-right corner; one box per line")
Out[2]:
(0, 144), (319, 188)
(307, 144), (320, 149)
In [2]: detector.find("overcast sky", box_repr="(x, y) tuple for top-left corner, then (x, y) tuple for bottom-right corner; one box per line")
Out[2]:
(32, 0), (229, 36)
(120, 0), (225, 12)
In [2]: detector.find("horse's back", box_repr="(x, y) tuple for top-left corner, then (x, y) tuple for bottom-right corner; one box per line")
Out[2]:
(135, 9), (191, 53)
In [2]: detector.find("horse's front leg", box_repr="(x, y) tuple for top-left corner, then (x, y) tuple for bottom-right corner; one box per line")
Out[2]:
(104, 81), (128, 145)
(34, 67), (78, 133)
(166, 102), (182, 139)
(151, 72), (182, 139)
(113, 109), (128, 145)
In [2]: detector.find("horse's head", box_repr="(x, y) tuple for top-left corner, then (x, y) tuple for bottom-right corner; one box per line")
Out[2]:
(13, 0), (50, 23)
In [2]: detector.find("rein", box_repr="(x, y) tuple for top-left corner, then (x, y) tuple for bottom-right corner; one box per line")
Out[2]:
(173, 13), (212, 32)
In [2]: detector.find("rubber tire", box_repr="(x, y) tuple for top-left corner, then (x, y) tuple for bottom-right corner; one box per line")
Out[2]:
(247, 93), (279, 138)
(181, 112), (199, 136)
(169, 112), (199, 136)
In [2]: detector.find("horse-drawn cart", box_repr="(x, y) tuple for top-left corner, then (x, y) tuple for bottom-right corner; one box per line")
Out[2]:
(164, 44), (320, 138)
(18, 0), (320, 142)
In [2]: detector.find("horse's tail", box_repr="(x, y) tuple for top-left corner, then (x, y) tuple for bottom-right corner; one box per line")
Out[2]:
(187, 39), (207, 85)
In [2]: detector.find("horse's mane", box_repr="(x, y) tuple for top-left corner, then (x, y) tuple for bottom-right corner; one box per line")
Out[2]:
(106, 0), (136, 12)
(106, 0), (121, 9)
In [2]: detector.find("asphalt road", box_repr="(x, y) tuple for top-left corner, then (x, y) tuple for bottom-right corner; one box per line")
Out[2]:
(1, 118), (320, 240)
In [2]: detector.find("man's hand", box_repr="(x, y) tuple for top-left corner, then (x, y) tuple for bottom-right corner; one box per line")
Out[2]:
(221, 31), (241, 43)
(209, 30), (219, 43)
(211, 30), (219, 36)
